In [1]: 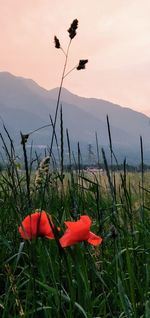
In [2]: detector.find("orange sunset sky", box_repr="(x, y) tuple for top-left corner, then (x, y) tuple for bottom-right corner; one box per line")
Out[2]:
(1, 0), (150, 115)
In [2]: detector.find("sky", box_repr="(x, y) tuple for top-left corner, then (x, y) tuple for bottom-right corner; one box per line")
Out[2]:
(1, 0), (150, 116)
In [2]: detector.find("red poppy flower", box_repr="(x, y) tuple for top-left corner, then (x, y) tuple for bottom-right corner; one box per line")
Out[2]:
(59, 215), (102, 248)
(19, 211), (55, 240)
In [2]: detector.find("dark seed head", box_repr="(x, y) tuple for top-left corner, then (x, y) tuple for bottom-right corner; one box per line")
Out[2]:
(76, 59), (88, 70)
(68, 19), (78, 39)
(21, 134), (29, 145)
(54, 36), (60, 49)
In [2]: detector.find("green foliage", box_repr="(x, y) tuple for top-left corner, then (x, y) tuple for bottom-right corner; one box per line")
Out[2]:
(1, 130), (150, 317)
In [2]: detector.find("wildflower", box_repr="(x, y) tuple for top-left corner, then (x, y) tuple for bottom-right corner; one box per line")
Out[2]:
(68, 19), (78, 39)
(19, 211), (55, 240)
(54, 36), (61, 49)
(76, 59), (88, 70)
(60, 215), (102, 247)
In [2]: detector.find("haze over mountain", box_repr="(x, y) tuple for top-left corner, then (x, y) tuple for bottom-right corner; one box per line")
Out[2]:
(0, 72), (150, 164)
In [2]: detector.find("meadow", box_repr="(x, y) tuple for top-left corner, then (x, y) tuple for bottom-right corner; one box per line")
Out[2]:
(1, 132), (150, 317)
(1, 19), (150, 318)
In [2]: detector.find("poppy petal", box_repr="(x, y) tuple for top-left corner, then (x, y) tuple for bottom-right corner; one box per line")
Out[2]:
(64, 215), (91, 230)
(19, 212), (39, 239)
(60, 215), (93, 247)
(19, 211), (54, 240)
(87, 231), (103, 246)
(38, 212), (54, 239)
(59, 231), (75, 247)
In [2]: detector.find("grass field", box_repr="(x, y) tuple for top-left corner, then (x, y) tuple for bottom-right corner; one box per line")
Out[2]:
(1, 135), (150, 318)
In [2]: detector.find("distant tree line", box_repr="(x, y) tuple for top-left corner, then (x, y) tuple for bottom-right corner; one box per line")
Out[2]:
(0, 161), (150, 173)
(64, 162), (150, 172)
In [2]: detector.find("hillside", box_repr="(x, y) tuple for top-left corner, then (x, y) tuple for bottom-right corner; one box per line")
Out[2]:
(0, 72), (150, 164)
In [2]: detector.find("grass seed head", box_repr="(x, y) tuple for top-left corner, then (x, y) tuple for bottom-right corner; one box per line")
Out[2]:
(68, 19), (78, 39)
(54, 36), (61, 49)
(35, 156), (51, 189)
(20, 133), (29, 144)
(76, 59), (88, 70)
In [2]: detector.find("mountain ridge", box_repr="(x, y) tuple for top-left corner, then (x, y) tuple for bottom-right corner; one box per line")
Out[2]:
(0, 71), (150, 164)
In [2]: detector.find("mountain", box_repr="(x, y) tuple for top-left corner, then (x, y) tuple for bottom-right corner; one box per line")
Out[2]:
(0, 71), (150, 164)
